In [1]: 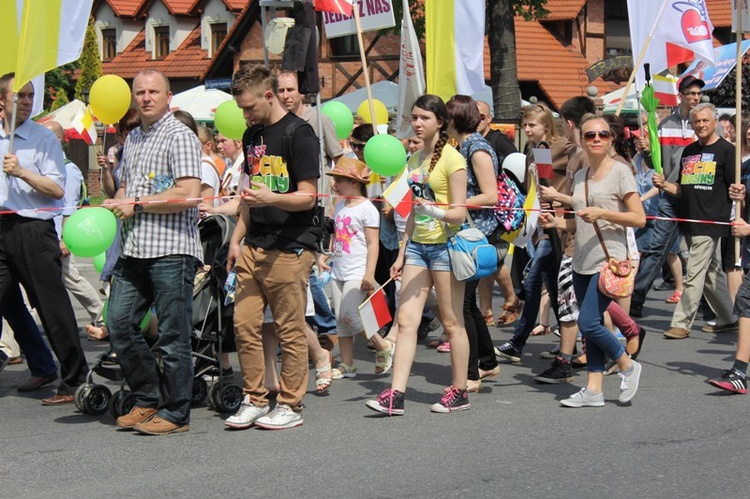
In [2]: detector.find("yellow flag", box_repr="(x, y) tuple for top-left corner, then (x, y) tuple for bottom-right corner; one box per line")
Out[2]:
(0, 0), (19, 77)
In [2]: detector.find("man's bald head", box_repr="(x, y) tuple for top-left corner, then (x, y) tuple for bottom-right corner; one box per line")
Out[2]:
(43, 120), (65, 143)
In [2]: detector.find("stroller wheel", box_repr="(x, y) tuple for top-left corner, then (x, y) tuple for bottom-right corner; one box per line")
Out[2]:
(191, 377), (208, 406)
(208, 383), (221, 410)
(109, 390), (130, 419)
(83, 385), (112, 415)
(119, 392), (137, 417)
(217, 384), (243, 413)
(74, 384), (89, 412)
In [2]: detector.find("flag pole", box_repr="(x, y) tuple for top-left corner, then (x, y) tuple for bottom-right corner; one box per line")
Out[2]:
(7, 94), (18, 154)
(616, 0), (670, 117)
(734, 2), (744, 265)
(352, 5), (378, 135)
(358, 277), (395, 308)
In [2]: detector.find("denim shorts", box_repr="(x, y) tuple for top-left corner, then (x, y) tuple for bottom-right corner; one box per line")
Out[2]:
(404, 241), (451, 272)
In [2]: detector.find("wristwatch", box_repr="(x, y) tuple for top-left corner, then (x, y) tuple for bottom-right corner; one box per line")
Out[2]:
(134, 196), (144, 214)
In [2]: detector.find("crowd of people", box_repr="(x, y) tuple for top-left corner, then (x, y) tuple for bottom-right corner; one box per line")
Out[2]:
(2, 66), (750, 434)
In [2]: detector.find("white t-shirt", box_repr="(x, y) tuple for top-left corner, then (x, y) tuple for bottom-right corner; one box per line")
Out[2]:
(331, 199), (380, 281)
(200, 156), (221, 207)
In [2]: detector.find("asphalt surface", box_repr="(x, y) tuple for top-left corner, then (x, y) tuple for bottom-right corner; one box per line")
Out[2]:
(1, 260), (748, 498)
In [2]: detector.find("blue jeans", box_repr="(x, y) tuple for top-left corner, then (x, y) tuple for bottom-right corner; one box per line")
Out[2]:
(108, 255), (197, 425)
(306, 271), (336, 334)
(509, 239), (560, 349)
(632, 194), (680, 307)
(572, 272), (626, 372)
(1, 285), (57, 377)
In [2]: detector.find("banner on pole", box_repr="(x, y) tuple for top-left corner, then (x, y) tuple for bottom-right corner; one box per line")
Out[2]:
(395, 0), (425, 139)
(681, 40), (750, 89)
(322, 0), (395, 39)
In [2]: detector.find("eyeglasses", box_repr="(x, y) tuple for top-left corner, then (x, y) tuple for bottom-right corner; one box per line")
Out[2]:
(681, 91), (703, 97)
(479, 113), (487, 120)
(350, 142), (365, 150)
(583, 130), (612, 141)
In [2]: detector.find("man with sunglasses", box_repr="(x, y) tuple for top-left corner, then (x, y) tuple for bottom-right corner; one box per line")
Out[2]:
(654, 103), (738, 339)
(630, 75), (704, 318)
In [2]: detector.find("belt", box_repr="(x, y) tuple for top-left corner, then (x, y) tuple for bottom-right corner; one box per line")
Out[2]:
(0, 213), (39, 223)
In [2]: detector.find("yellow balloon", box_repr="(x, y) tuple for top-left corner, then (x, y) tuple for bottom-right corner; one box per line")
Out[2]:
(357, 99), (389, 126)
(89, 75), (132, 125)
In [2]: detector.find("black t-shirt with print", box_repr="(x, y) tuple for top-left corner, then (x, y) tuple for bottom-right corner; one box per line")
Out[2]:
(677, 137), (735, 237)
(242, 112), (321, 250)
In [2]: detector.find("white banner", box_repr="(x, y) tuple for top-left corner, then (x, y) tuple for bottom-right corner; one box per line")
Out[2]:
(395, 0), (424, 139)
(322, 0), (395, 39)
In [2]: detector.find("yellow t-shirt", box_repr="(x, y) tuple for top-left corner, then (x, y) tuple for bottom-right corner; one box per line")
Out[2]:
(408, 144), (467, 244)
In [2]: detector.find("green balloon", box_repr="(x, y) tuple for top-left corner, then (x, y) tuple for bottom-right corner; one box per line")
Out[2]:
(214, 100), (246, 140)
(321, 101), (354, 140)
(102, 300), (151, 331)
(93, 252), (106, 273)
(62, 207), (117, 258)
(363, 134), (407, 177)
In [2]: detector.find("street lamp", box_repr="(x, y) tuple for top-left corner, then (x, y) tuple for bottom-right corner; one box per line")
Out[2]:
(82, 88), (90, 105)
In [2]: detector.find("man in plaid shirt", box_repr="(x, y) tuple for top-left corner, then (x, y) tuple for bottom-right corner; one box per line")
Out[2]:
(104, 69), (202, 435)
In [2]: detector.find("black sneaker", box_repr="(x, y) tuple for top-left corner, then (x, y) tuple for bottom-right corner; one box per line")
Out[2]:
(495, 341), (522, 363)
(534, 357), (573, 384)
(708, 368), (748, 394)
(430, 386), (470, 413)
(365, 389), (405, 415)
(540, 344), (577, 359)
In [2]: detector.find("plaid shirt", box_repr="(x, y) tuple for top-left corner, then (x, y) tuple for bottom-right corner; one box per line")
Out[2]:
(119, 113), (203, 261)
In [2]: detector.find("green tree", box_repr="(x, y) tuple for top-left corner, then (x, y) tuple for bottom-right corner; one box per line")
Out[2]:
(49, 86), (70, 111)
(74, 18), (102, 101)
(44, 63), (77, 109)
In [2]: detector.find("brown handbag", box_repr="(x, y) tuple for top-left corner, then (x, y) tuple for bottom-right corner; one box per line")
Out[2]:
(585, 172), (634, 299)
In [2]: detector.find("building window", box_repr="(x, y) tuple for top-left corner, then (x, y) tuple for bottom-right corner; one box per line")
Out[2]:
(101, 28), (117, 61)
(154, 25), (170, 59)
(329, 34), (359, 59)
(210, 23), (227, 57)
(605, 1), (630, 56)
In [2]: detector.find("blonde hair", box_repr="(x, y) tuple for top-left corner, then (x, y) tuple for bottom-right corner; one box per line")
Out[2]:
(521, 103), (558, 142)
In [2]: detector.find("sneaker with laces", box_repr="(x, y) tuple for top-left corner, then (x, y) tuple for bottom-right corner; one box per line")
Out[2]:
(618, 360), (642, 403)
(254, 403), (303, 430)
(534, 357), (573, 384)
(134, 416), (189, 435)
(708, 368), (748, 394)
(365, 389), (405, 415)
(116, 406), (157, 429)
(560, 388), (604, 408)
(430, 386), (470, 413)
(495, 342), (522, 363)
(224, 395), (270, 429)
(540, 344), (577, 360)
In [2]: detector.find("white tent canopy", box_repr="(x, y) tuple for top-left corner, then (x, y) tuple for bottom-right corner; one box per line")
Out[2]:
(170, 85), (233, 122)
(37, 99), (86, 129)
(602, 85), (644, 115)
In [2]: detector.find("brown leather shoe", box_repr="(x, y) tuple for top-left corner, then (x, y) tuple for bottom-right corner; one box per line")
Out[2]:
(664, 327), (690, 339)
(41, 394), (75, 405)
(134, 416), (189, 435)
(8, 356), (23, 365)
(116, 406), (157, 429)
(18, 373), (58, 392)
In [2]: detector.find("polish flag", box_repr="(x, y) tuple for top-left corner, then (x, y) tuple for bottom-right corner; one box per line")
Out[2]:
(653, 73), (679, 107)
(382, 171), (411, 218)
(358, 287), (392, 339)
(314, 0), (353, 16)
(72, 107), (97, 145)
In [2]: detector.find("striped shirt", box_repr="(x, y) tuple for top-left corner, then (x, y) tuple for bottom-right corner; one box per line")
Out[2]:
(119, 112), (203, 261)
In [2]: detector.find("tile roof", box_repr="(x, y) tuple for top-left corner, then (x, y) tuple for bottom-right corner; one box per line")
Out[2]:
(542, 0), (587, 21)
(487, 18), (618, 109)
(162, 0), (201, 15)
(102, 25), (210, 79)
(222, 0), (248, 11)
(105, 0), (146, 17)
(707, 0), (732, 27)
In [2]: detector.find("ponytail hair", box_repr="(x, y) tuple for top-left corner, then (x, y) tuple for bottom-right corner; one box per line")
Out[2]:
(412, 94), (449, 174)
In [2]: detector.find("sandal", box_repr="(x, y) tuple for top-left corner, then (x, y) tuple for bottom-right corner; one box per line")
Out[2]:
(315, 352), (333, 393)
(495, 299), (523, 326)
(437, 342), (451, 353)
(375, 340), (395, 375)
(426, 334), (448, 349)
(483, 312), (495, 326)
(666, 290), (683, 304)
(530, 324), (551, 336)
(331, 362), (357, 379)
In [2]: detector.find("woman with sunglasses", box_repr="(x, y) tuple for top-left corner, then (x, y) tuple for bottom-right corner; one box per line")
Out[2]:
(541, 114), (646, 408)
(365, 94), (470, 415)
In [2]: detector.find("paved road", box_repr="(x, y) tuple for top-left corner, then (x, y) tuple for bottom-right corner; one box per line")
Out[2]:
(1, 260), (748, 498)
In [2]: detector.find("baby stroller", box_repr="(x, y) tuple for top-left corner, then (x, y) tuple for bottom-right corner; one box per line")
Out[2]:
(191, 214), (243, 413)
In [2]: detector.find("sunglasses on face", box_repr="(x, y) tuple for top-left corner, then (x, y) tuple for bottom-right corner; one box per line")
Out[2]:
(583, 130), (612, 141)
(350, 142), (365, 150)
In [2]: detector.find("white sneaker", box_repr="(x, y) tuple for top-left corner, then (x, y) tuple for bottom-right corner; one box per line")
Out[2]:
(618, 360), (642, 403)
(224, 395), (269, 429)
(255, 403), (303, 430)
(560, 388), (605, 408)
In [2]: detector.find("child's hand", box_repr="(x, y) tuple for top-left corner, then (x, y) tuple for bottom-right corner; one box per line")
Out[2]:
(361, 274), (376, 293)
(390, 255), (404, 280)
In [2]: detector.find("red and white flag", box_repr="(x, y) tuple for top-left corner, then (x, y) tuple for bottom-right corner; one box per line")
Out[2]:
(72, 106), (97, 145)
(314, 0), (353, 16)
(653, 73), (679, 107)
(382, 171), (411, 218)
(628, 0), (715, 90)
(358, 286), (392, 339)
